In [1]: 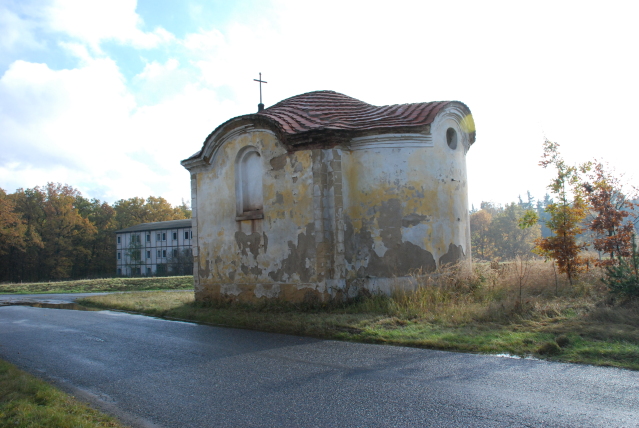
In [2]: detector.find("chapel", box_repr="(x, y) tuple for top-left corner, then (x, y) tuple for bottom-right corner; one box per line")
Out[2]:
(181, 90), (475, 302)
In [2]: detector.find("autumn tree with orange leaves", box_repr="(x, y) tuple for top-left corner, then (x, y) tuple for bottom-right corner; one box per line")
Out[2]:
(580, 161), (639, 265)
(0, 184), (192, 282)
(534, 140), (588, 286)
(0, 188), (26, 256)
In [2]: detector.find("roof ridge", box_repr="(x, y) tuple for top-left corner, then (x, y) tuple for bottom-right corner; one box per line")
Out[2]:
(255, 92), (456, 138)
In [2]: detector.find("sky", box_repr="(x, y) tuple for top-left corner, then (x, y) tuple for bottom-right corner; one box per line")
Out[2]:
(1, 0), (638, 209)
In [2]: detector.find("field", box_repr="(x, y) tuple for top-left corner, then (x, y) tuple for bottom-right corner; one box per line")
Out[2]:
(76, 261), (639, 370)
(0, 276), (193, 294)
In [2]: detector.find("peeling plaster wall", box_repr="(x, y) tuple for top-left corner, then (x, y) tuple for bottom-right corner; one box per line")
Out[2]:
(193, 130), (326, 302)
(188, 103), (472, 302)
(341, 143), (469, 292)
(341, 106), (471, 294)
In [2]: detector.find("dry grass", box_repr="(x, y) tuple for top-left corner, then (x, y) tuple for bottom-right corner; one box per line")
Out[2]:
(385, 260), (606, 324)
(0, 276), (193, 294)
(79, 261), (639, 370)
(83, 290), (195, 315)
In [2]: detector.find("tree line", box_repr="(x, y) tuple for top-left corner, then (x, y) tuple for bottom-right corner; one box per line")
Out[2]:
(0, 183), (191, 283)
(470, 195), (546, 261)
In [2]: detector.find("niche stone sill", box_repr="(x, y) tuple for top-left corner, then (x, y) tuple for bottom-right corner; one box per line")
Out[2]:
(236, 210), (264, 221)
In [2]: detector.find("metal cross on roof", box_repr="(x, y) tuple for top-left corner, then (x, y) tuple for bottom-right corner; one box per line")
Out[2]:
(254, 72), (267, 112)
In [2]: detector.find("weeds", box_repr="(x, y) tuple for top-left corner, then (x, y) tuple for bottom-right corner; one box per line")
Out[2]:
(0, 360), (126, 427)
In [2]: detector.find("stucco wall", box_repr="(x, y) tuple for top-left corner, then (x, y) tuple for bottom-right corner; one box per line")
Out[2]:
(341, 109), (471, 294)
(188, 103), (472, 302)
(193, 130), (324, 301)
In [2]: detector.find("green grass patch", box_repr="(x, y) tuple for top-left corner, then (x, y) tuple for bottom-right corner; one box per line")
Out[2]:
(78, 285), (639, 371)
(0, 359), (126, 428)
(0, 276), (194, 294)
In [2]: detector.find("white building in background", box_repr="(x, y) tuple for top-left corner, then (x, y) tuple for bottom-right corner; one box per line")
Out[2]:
(115, 219), (193, 276)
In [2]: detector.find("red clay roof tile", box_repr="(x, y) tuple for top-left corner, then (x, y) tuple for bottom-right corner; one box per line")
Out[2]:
(183, 90), (473, 163)
(255, 90), (454, 138)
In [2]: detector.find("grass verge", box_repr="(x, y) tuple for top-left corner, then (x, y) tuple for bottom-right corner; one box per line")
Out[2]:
(77, 261), (639, 371)
(0, 359), (126, 428)
(0, 276), (193, 294)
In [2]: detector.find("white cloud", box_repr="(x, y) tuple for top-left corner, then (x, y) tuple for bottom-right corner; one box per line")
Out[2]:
(182, 29), (226, 53)
(58, 41), (92, 63)
(135, 58), (179, 81)
(44, 0), (174, 52)
(0, 53), (237, 204)
(0, 57), (142, 200)
(0, 5), (44, 52)
(131, 57), (200, 107)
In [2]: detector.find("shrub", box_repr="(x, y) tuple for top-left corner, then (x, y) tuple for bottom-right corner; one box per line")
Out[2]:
(555, 335), (570, 348)
(537, 341), (562, 356)
(602, 234), (639, 297)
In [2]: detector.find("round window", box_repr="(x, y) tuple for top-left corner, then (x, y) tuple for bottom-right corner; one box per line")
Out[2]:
(446, 128), (457, 150)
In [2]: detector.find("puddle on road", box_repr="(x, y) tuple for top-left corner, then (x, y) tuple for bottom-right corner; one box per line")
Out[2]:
(0, 302), (100, 311)
(493, 353), (540, 361)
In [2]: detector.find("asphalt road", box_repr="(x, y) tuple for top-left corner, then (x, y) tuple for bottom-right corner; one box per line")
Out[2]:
(0, 294), (638, 428)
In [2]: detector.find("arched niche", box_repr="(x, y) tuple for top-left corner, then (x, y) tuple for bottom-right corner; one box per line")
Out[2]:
(235, 145), (264, 220)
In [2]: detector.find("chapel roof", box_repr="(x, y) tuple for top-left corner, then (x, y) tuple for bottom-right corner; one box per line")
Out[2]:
(256, 90), (451, 135)
(183, 90), (474, 164)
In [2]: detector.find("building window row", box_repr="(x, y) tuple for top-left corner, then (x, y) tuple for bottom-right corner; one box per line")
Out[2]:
(118, 247), (190, 262)
(118, 230), (192, 246)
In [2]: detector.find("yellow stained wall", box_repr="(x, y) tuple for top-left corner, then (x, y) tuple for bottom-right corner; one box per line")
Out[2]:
(194, 130), (324, 302)
(191, 108), (472, 302)
(341, 122), (470, 286)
